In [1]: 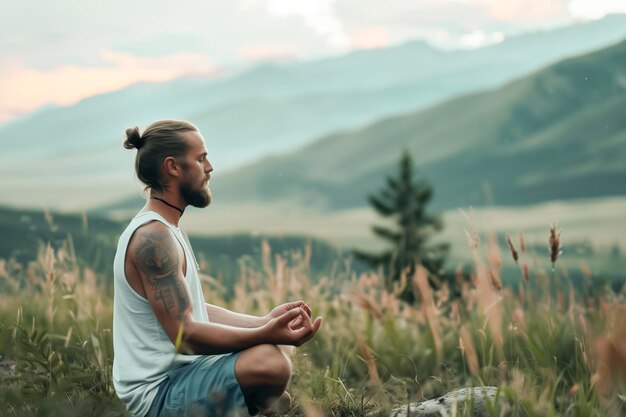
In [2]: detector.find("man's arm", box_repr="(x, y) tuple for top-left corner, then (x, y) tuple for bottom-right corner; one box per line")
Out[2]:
(130, 222), (321, 355)
(205, 301), (312, 329)
(205, 304), (265, 328)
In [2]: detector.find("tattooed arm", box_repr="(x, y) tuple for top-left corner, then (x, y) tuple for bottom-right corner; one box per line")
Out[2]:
(129, 221), (321, 355)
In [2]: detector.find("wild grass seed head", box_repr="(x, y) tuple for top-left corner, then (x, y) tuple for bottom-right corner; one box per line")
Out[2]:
(506, 234), (519, 264)
(549, 223), (561, 268)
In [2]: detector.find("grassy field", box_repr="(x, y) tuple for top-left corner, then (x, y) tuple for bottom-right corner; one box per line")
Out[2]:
(178, 196), (626, 248)
(180, 196), (626, 282)
(1, 220), (625, 417)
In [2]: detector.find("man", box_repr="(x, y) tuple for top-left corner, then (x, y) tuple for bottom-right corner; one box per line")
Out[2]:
(113, 120), (322, 417)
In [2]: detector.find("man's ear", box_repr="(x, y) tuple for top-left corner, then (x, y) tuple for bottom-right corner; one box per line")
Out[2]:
(163, 156), (182, 178)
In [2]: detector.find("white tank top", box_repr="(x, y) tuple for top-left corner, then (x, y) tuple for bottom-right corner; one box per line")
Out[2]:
(112, 211), (209, 417)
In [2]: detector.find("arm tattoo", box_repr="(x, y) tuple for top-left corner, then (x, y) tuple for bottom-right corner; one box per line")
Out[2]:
(135, 228), (189, 320)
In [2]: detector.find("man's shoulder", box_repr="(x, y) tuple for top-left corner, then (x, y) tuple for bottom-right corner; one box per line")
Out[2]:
(132, 218), (170, 234)
(126, 220), (176, 259)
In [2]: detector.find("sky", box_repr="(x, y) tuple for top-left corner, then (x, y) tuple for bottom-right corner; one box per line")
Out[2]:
(1, 0), (625, 124)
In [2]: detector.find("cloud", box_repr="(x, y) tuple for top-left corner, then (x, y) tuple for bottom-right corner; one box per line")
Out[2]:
(568, 0), (626, 19)
(470, 0), (570, 21)
(238, 44), (298, 62)
(458, 29), (505, 48)
(349, 27), (390, 49)
(264, 0), (351, 50)
(0, 50), (217, 123)
(1, 0), (623, 123)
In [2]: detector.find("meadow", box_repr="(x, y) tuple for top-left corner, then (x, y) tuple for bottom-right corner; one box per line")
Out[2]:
(0, 222), (625, 417)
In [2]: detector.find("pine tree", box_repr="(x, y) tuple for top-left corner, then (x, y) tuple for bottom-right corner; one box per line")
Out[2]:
(354, 150), (448, 299)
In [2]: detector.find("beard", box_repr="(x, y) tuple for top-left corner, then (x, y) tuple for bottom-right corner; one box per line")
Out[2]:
(179, 174), (212, 208)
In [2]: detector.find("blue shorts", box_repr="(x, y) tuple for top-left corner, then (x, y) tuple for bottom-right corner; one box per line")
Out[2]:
(145, 353), (256, 417)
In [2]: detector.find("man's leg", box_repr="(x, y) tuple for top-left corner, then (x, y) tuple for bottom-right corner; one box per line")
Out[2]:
(278, 345), (296, 359)
(235, 344), (293, 414)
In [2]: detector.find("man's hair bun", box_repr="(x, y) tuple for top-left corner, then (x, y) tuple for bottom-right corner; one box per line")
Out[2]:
(123, 127), (143, 150)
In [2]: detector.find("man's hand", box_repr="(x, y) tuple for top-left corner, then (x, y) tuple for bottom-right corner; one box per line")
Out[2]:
(266, 301), (313, 330)
(261, 306), (322, 346)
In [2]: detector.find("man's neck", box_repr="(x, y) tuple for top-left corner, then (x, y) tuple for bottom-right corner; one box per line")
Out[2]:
(145, 193), (186, 227)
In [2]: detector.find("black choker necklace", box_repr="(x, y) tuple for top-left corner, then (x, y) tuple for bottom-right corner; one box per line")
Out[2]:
(151, 197), (184, 216)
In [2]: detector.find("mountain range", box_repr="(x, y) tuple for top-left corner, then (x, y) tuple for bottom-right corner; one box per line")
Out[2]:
(1, 15), (626, 211)
(204, 37), (626, 212)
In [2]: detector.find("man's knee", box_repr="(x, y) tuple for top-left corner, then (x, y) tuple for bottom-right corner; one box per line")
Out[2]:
(235, 344), (293, 387)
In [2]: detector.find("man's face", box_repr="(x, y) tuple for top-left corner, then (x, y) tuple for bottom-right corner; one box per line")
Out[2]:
(179, 131), (213, 208)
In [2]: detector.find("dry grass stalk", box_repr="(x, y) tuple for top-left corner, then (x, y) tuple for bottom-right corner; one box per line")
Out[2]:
(488, 269), (502, 291)
(557, 290), (565, 312)
(451, 301), (460, 324)
(414, 265), (443, 363)
(0, 259), (20, 294)
(522, 261), (529, 282)
(485, 229), (502, 275)
(549, 223), (561, 267)
(594, 316), (626, 394)
(261, 239), (274, 282)
(358, 272), (380, 290)
(40, 243), (58, 326)
(465, 229), (480, 251)
(568, 288), (576, 316)
(393, 270), (407, 298)
(380, 291), (396, 315)
(357, 339), (381, 384)
(512, 308), (527, 336)
(506, 234), (519, 264)
(460, 324), (479, 376)
(599, 298), (610, 321)
(81, 210), (89, 233)
(519, 233), (526, 253)
(43, 207), (59, 232)
(576, 312), (591, 369)
(434, 283), (450, 309)
(272, 254), (286, 304)
(476, 263), (504, 358)
(344, 287), (383, 321)
(303, 240), (312, 269)
(232, 281), (248, 313)
(454, 264), (464, 289)
(300, 397), (325, 417)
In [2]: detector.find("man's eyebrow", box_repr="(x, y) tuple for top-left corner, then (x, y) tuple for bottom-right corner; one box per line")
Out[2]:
(198, 151), (208, 158)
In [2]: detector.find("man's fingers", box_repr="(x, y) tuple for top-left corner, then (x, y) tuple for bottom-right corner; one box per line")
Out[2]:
(295, 316), (323, 345)
(312, 316), (322, 332)
(295, 314), (321, 336)
(285, 301), (305, 311)
(290, 311), (313, 336)
(276, 307), (303, 325)
(299, 308), (313, 330)
(273, 301), (305, 317)
(288, 318), (304, 331)
(302, 303), (312, 317)
(307, 316), (322, 337)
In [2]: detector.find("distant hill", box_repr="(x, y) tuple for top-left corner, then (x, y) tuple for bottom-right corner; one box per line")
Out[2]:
(197, 38), (626, 211)
(0, 206), (341, 289)
(2, 15), (626, 210)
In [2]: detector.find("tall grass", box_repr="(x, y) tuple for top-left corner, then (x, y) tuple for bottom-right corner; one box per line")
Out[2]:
(0, 226), (625, 416)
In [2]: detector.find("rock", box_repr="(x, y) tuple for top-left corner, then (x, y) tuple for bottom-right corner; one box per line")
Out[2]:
(390, 387), (506, 417)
